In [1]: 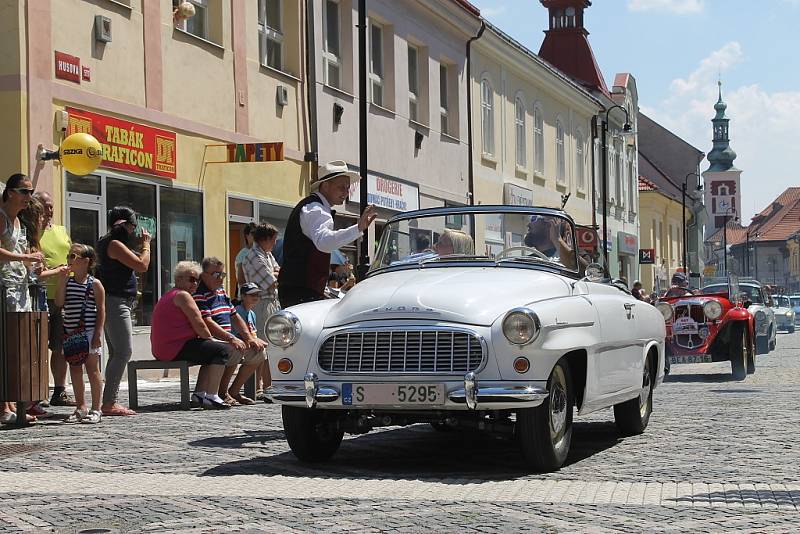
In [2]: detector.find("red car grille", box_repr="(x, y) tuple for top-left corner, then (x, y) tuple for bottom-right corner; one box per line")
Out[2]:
(673, 304), (708, 349)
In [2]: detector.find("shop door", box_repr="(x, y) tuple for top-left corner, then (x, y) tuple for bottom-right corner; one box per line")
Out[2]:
(66, 202), (104, 250)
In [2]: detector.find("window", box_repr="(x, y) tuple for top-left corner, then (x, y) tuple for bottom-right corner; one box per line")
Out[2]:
(628, 158), (636, 211)
(575, 128), (585, 190)
(369, 22), (384, 106)
(408, 45), (419, 122)
(615, 142), (623, 204)
(323, 0), (341, 88)
(515, 98), (526, 167)
(533, 104), (544, 173)
(440, 64), (449, 134)
(555, 118), (565, 183)
(258, 0), (283, 70)
(175, 0), (208, 40)
(481, 79), (494, 155)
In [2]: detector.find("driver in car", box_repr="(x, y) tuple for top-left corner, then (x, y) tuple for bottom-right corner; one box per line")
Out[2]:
(524, 215), (578, 270)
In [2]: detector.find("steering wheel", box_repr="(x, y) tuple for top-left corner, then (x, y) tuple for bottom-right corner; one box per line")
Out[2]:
(496, 246), (550, 261)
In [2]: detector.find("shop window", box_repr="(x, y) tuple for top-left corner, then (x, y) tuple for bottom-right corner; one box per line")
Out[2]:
(258, 202), (292, 236)
(258, 0), (283, 70)
(481, 79), (494, 156)
(533, 103), (544, 174)
(66, 173), (102, 196)
(229, 197), (255, 218)
(515, 97), (526, 168)
(159, 188), (204, 298)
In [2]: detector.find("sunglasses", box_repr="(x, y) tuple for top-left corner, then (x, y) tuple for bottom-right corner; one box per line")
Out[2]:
(12, 188), (35, 196)
(67, 252), (88, 260)
(207, 271), (226, 279)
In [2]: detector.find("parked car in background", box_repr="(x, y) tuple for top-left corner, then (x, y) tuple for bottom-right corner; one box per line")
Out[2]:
(266, 206), (666, 472)
(773, 295), (796, 333)
(657, 275), (755, 380)
(790, 295), (800, 326)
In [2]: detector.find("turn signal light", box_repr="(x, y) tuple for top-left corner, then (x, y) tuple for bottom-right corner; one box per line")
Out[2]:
(513, 357), (530, 373)
(277, 358), (293, 374)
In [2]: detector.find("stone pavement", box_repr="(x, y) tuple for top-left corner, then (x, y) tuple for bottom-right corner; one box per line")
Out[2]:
(1, 332), (799, 533)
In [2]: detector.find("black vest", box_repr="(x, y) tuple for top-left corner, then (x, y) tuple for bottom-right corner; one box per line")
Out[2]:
(278, 194), (332, 297)
(97, 234), (137, 298)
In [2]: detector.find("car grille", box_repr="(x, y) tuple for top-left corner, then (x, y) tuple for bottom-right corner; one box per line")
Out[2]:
(318, 329), (484, 374)
(673, 303), (707, 349)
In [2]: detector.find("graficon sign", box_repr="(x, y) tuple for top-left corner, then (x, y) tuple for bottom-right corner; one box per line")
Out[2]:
(66, 107), (177, 180)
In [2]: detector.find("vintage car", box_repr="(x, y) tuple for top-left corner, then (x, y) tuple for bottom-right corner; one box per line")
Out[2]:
(266, 206), (666, 472)
(656, 275), (755, 380)
(738, 280), (777, 353)
(772, 295), (796, 333)
(791, 295), (800, 326)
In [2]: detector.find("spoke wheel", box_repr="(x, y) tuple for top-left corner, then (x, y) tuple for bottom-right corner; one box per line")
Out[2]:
(730, 326), (747, 381)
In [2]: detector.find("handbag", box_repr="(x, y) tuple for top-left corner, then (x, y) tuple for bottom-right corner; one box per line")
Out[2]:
(62, 277), (93, 365)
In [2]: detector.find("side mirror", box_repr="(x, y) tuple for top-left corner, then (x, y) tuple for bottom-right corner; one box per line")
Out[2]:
(584, 262), (604, 282)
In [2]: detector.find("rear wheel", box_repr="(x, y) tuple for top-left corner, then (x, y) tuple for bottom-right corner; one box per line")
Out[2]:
(614, 352), (654, 436)
(282, 406), (344, 462)
(517, 358), (573, 472)
(730, 326), (748, 381)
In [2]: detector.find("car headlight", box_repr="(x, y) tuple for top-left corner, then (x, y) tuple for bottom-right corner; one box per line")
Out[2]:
(703, 300), (723, 320)
(655, 302), (673, 322)
(266, 311), (301, 348)
(502, 308), (540, 345)
(786, 311), (794, 318)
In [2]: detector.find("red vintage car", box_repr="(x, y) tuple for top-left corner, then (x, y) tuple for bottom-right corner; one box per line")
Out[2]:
(655, 275), (755, 380)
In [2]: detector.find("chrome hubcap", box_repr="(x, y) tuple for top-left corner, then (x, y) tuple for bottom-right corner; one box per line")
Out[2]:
(550, 369), (568, 437)
(639, 360), (651, 418)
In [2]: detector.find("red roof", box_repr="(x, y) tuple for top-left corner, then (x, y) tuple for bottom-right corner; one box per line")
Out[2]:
(638, 176), (658, 191)
(709, 187), (800, 245)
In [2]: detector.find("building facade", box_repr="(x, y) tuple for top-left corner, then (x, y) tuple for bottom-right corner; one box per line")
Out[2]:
(637, 177), (685, 293)
(2, 0), (312, 325)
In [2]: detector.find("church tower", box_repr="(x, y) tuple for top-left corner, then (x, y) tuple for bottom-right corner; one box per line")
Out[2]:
(703, 82), (742, 237)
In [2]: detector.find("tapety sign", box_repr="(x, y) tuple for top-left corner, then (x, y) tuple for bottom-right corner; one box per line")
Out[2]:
(67, 107), (177, 179)
(226, 143), (284, 162)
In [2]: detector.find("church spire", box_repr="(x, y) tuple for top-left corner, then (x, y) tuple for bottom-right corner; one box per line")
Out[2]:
(707, 81), (737, 171)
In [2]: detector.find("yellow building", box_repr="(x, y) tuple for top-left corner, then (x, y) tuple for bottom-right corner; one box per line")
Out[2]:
(1, 0), (310, 325)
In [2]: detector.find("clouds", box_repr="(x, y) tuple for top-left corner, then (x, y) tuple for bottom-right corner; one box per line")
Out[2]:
(642, 42), (800, 222)
(627, 0), (704, 14)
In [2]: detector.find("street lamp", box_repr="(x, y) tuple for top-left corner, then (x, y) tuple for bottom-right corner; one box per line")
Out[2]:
(601, 104), (633, 276)
(682, 172), (702, 274)
(745, 228), (760, 278)
(721, 207), (738, 275)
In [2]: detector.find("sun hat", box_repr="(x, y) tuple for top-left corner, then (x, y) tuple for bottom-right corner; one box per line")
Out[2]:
(330, 249), (348, 266)
(240, 282), (261, 295)
(310, 160), (359, 191)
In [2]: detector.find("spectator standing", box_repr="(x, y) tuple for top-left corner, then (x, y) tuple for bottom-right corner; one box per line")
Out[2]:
(0, 174), (45, 425)
(193, 257), (264, 406)
(55, 244), (105, 424)
(96, 206), (151, 417)
(34, 191), (75, 407)
(278, 160), (377, 307)
(151, 261), (232, 409)
(241, 224), (280, 398)
(234, 222), (257, 299)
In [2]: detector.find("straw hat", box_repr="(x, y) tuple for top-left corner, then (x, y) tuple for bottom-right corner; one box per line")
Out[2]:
(311, 160), (359, 191)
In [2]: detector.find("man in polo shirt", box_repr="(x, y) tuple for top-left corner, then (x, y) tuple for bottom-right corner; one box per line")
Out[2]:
(278, 160), (377, 307)
(194, 257), (265, 406)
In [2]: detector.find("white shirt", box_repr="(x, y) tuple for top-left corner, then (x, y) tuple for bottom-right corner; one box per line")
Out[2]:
(299, 192), (362, 253)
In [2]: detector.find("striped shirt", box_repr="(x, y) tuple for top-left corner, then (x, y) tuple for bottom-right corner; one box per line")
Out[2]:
(193, 281), (234, 333)
(63, 276), (97, 333)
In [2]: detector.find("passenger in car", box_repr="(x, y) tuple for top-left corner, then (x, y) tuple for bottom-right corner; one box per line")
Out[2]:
(434, 229), (474, 256)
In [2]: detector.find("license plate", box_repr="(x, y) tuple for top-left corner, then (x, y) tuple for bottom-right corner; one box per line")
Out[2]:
(669, 354), (712, 364)
(341, 383), (445, 406)
(673, 317), (699, 334)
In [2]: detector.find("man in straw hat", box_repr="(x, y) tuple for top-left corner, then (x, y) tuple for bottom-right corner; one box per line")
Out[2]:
(278, 161), (377, 307)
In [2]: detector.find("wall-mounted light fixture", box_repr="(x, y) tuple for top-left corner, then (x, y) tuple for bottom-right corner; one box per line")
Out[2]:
(94, 15), (112, 43)
(414, 131), (424, 150)
(333, 103), (344, 125)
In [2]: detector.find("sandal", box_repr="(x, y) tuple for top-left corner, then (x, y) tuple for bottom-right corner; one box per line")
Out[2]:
(101, 404), (137, 417)
(222, 394), (240, 407)
(64, 408), (88, 424)
(229, 393), (255, 406)
(80, 410), (102, 424)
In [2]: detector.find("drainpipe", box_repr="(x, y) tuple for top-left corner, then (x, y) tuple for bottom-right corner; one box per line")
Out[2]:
(304, 0), (318, 172)
(465, 20), (486, 212)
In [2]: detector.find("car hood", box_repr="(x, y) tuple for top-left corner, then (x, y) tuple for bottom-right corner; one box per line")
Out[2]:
(323, 266), (573, 328)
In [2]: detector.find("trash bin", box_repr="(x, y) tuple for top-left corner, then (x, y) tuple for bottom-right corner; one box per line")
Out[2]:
(0, 284), (49, 405)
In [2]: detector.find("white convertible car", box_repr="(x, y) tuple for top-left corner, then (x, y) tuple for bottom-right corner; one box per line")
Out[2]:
(266, 206), (666, 472)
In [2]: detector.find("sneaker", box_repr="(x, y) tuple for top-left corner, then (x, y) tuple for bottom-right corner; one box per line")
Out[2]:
(0, 411), (17, 425)
(64, 408), (88, 424)
(27, 404), (49, 418)
(50, 391), (77, 407)
(80, 410), (102, 424)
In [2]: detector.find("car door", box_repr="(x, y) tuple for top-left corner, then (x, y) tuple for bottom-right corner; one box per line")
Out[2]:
(585, 282), (643, 397)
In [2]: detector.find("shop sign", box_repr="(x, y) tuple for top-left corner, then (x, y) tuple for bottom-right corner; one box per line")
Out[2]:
(617, 231), (638, 256)
(348, 174), (419, 212)
(639, 248), (655, 264)
(55, 52), (81, 83)
(66, 107), (177, 180)
(503, 183), (533, 206)
(225, 142), (284, 162)
(576, 227), (598, 252)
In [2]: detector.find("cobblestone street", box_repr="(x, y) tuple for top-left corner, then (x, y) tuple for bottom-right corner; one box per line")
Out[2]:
(1, 332), (799, 533)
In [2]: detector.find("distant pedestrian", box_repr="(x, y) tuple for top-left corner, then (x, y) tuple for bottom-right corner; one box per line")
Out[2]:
(278, 160), (377, 307)
(235, 222), (257, 299)
(56, 244), (105, 424)
(97, 206), (151, 417)
(631, 280), (644, 301)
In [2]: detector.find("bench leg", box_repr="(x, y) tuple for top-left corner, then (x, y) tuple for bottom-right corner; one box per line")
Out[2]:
(180, 365), (190, 410)
(127, 366), (139, 410)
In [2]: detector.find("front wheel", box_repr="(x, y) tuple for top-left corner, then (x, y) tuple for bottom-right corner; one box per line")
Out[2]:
(614, 352), (654, 436)
(516, 358), (573, 472)
(282, 406), (344, 462)
(789, 325), (796, 334)
(755, 335), (769, 355)
(730, 326), (748, 381)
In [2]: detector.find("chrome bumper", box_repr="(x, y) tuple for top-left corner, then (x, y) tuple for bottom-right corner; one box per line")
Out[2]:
(265, 372), (549, 410)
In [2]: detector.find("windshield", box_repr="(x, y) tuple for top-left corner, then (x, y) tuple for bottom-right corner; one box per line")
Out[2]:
(792, 297), (800, 308)
(700, 284), (729, 296)
(739, 286), (763, 304)
(371, 210), (580, 273)
(777, 296), (791, 308)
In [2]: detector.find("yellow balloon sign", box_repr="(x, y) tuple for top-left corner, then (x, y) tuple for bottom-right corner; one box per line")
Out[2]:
(59, 133), (103, 176)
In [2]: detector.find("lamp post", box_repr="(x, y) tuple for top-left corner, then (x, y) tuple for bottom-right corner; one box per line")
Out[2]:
(356, 0), (369, 281)
(682, 172), (701, 274)
(745, 228), (760, 277)
(601, 105), (632, 276)
(721, 207), (737, 275)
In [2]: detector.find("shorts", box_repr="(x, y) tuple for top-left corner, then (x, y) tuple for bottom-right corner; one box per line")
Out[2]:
(64, 328), (102, 367)
(47, 301), (64, 352)
(225, 344), (267, 367)
(174, 338), (231, 366)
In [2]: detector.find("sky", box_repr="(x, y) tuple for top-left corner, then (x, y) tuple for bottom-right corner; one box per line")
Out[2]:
(470, 0), (800, 224)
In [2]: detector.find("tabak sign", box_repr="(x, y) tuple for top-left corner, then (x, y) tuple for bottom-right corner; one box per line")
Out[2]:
(66, 107), (177, 179)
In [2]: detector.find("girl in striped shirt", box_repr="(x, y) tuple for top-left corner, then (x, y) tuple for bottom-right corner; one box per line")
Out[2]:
(55, 244), (106, 424)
